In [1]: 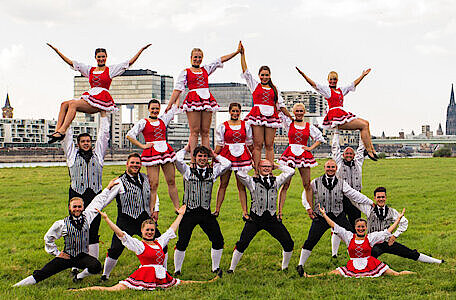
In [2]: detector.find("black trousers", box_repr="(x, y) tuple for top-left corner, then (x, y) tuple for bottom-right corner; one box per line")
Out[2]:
(69, 187), (101, 244)
(176, 208), (224, 251)
(342, 195), (361, 230)
(303, 212), (353, 250)
(107, 212), (165, 259)
(235, 212), (294, 253)
(32, 252), (101, 283)
(371, 241), (420, 260)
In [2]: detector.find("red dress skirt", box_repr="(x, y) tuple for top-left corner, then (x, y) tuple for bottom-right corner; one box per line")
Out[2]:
(322, 87), (357, 129)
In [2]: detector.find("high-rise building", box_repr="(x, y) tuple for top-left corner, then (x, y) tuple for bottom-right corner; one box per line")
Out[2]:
(2, 93), (13, 119)
(280, 91), (326, 116)
(437, 123), (443, 136)
(446, 84), (456, 135)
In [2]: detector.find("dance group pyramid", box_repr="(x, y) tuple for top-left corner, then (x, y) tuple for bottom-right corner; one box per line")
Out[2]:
(13, 42), (444, 291)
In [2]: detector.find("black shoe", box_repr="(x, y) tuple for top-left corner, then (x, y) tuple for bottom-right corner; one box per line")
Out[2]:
(373, 152), (379, 159)
(72, 275), (82, 283)
(364, 150), (378, 161)
(216, 269), (223, 278)
(212, 268), (220, 274)
(100, 275), (108, 282)
(332, 255), (338, 259)
(48, 132), (65, 144)
(173, 271), (181, 277)
(227, 269), (234, 274)
(281, 267), (288, 272)
(441, 259), (445, 263)
(71, 268), (79, 277)
(296, 265), (304, 277)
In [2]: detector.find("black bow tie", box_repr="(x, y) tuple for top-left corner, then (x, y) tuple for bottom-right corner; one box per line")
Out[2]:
(343, 160), (355, 167)
(323, 175), (338, 191)
(70, 216), (85, 230)
(78, 149), (93, 163)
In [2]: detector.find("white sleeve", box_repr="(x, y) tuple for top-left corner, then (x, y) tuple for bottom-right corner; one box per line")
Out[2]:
(315, 83), (331, 99)
(44, 220), (64, 256)
(368, 230), (392, 247)
(279, 113), (292, 131)
(71, 61), (91, 78)
(390, 208), (408, 238)
(277, 87), (285, 108)
(119, 232), (145, 255)
(240, 69), (260, 93)
(156, 228), (177, 248)
(275, 164), (295, 187)
(159, 105), (178, 126)
(175, 148), (191, 179)
(236, 170), (255, 192)
(301, 190), (311, 210)
(309, 124), (325, 143)
(154, 195), (160, 212)
(203, 57), (223, 76)
(354, 137), (365, 168)
(245, 122), (253, 146)
(333, 223), (353, 245)
(343, 181), (373, 206)
(126, 119), (147, 140)
(109, 60), (130, 78)
(94, 116), (110, 165)
(63, 127), (77, 168)
(340, 82), (356, 96)
(85, 180), (123, 219)
(174, 69), (187, 92)
(213, 155), (232, 179)
(215, 124), (226, 147)
(331, 132), (343, 167)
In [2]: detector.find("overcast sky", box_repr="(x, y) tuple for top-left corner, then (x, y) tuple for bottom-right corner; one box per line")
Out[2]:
(0, 0), (455, 136)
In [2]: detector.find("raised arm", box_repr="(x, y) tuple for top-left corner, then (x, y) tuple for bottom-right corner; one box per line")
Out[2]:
(387, 208), (405, 234)
(129, 44), (151, 66)
(353, 68), (371, 87)
(318, 204), (335, 228)
(97, 209), (124, 238)
(275, 163), (296, 187)
(296, 67), (317, 89)
(94, 115), (110, 163)
(63, 127), (77, 167)
(220, 41), (242, 63)
(175, 146), (191, 177)
(343, 181), (373, 206)
(47, 43), (73, 67)
(212, 149), (232, 178)
(169, 205), (186, 233)
(331, 131), (343, 165)
(239, 41), (247, 73)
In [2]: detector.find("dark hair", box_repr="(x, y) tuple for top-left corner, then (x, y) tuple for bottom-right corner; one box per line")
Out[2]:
(148, 99), (161, 108)
(193, 146), (211, 157)
(354, 218), (368, 226)
(374, 186), (387, 196)
(127, 152), (141, 162)
(77, 133), (92, 144)
(258, 66), (278, 103)
(229, 102), (241, 111)
(95, 48), (107, 57)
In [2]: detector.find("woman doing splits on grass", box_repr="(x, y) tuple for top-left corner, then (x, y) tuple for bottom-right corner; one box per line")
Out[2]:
(295, 67), (378, 161)
(304, 205), (414, 278)
(214, 102), (253, 217)
(46, 43), (151, 143)
(75, 205), (222, 291)
(278, 103), (325, 215)
(165, 43), (241, 158)
(127, 100), (180, 212)
(239, 42), (293, 171)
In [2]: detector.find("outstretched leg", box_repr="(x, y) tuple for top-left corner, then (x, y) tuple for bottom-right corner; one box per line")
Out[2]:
(384, 269), (416, 276)
(56, 100), (72, 130)
(57, 99), (100, 134)
(306, 269), (341, 277)
(73, 283), (128, 291)
(338, 118), (375, 155)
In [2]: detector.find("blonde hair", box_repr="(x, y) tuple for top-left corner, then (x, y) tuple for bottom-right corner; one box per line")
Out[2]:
(141, 219), (156, 230)
(69, 197), (83, 205)
(327, 71), (338, 80)
(190, 48), (204, 57)
(292, 103), (306, 114)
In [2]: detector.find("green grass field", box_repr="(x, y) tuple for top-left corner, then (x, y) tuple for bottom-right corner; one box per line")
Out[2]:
(1, 158), (456, 299)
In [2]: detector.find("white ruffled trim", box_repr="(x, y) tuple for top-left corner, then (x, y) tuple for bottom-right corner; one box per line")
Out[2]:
(245, 119), (282, 129)
(278, 159), (318, 169)
(322, 115), (358, 129)
(182, 103), (220, 112)
(141, 156), (176, 166)
(81, 96), (119, 112)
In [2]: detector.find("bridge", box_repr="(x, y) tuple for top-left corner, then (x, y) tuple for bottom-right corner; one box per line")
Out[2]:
(372, 137), (456, 145)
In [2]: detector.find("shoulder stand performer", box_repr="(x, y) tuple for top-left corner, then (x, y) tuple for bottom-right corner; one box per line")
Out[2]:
(127, 100), (180, 213)
(228, 159), (295, 273)
(352, 187), (443, 264)
(173, 144), (231, 275)
(304, 204), (414, 277)
(13, 197), (104, 286)
(330, 130), (365, 257)
(73, 205), (223, 292)
(296, 159), (373, 277)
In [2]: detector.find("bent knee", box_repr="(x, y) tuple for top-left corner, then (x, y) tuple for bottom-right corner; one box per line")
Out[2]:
(88, 260), (102, 274)
(283, 240), (294, 252)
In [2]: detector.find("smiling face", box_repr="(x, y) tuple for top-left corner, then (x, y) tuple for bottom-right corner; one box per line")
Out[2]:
(148, 102), (160, 118)
(69, 198), (84, 217)
(343, 147), (355, 161)
(78, 136), (92, 151)
(258, 159), (273, 176)
(195, 151), (209, 168)
(95, 51), (107, 67)
(293, 104), (306, 121)
(324, 159), (337, 176)
(126, 156), (142, 175)
(374, 191), (387, 207)
(141, 223), (156, 240)
(229, 105), (241, 120)
(259, 69), (271, 85)
(190, 49), (203, 67)
(327, 71), (338, 88)
(355, 219), (367, 237)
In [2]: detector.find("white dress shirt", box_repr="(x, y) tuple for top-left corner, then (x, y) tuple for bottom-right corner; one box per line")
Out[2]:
(237, 164), (295, 193)
(332, 131), (365, 174)
(174, 148), (231, 180)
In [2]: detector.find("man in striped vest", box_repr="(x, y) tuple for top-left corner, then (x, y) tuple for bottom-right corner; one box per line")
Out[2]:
(352, 186), (443, 264)
(296, 159), (374, 277)
(173, 145), (231, 276)
(330, 131), (366, 257)
(228, 159), (295, 273)
(63, 112), (110, 267)
(13, 197), (104, 286)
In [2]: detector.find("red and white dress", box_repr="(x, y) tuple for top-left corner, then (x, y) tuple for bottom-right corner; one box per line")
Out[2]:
(174, 58), (224, 112)
(314, 83), (358, 129)
(215, 121), (253, 171)
(278, 115), (325, 168)
(241, 69), (285, 128)
(127, 105), (178, 166)
(71, 60), (130, 112)
(333, 223), (391, 278)
(118, 228), (180, 290)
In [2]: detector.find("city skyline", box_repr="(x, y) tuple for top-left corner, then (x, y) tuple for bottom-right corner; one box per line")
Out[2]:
(0, 0), (455, 136)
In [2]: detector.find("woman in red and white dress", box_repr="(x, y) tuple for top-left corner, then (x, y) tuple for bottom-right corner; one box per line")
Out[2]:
(213, 103), (253, 219)
(239, 42), (293, 171)
(295, 67), (378, 161)
(46, 43), (151, 143)
(305, 205), (414, 278)
(75, 205), (222, 292)
(278, 103), (325, 218)
(165, 43), (242, 158)
(127, 99), (180, 212)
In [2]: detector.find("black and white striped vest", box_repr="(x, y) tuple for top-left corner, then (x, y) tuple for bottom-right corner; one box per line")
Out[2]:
(339, 161), (362, 191)
(62, 215), (90, 257)
(250, 177), (278, 216)
(183, 168), (214, 210)
(313, 176), (344, 217)
(68, 152), (103, 194)
(367, 205), (395, 234)
(116, 173), (151, 219)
